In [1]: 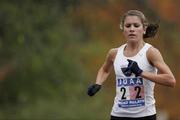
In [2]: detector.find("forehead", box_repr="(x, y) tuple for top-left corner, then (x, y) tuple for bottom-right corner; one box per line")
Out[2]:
(124, 16), (142, 24)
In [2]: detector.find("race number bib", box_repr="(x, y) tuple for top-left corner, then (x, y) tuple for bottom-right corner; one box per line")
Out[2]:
(116, 77), (145, 108)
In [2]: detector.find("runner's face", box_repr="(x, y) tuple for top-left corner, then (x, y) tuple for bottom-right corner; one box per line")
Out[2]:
(123, 16), (145, 42)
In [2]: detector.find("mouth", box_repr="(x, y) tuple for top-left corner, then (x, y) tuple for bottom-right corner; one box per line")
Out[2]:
(128, 34), (136, 37)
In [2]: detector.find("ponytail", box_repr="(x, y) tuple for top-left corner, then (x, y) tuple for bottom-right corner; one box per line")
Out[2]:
(143, 23), (159, 38)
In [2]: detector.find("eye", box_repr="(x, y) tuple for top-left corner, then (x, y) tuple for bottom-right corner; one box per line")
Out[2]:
(134, 23), (140, 28)
(125, 24), (131, 28)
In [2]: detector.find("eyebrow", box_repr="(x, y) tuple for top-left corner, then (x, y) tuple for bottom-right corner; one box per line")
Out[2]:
(124, 22), (141, 25)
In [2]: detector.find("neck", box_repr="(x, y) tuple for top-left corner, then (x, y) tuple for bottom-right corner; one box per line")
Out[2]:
(126, 40), (145, 50)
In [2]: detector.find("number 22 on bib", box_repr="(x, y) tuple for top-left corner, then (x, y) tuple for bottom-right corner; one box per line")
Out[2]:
(116, 77), (145, 108)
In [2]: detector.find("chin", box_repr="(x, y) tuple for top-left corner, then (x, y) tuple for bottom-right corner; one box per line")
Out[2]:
(128, 38), (139, 42)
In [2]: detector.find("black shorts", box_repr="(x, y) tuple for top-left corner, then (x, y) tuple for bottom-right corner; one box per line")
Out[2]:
(110, 114), (156, 120)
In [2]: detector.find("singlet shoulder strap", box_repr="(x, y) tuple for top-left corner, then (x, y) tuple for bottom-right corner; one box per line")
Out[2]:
(139, 43), (152, 55)
(114, 44), (126, 62)
(118, 44), (126, 52)
(144, 43), (152, 50)
(116, 44), (126, 56)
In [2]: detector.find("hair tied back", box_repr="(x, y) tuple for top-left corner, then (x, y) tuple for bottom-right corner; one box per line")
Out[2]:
(143, 23), (159, 39)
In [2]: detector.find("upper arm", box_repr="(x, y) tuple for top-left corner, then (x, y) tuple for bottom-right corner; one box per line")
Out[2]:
(102, 48), (117, 73)
(147, 47), (173, 76)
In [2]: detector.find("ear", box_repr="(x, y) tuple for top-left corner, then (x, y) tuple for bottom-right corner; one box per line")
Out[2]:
(143, 26), (147, 34)
(143, 31), (146, 34)
(120, 24), (123, 30)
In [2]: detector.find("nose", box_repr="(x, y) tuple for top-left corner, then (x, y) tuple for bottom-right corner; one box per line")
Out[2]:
(130, 25), (135, 32)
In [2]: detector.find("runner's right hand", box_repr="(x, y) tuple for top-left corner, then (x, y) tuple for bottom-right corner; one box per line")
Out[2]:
(87, 84), (101, 96)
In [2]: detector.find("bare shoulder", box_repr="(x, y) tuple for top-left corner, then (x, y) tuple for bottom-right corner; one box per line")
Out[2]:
(107, 48), (118, 62)
(147, 46), (162, 58)
(108, 48), (118, 55)
(147, 46), (164, 66)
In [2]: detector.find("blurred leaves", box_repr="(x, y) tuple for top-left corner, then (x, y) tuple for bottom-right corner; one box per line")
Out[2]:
(0, 1), (89, 119)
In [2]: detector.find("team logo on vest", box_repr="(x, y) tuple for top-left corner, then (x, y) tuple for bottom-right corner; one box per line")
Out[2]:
(117, 77), (143, 86)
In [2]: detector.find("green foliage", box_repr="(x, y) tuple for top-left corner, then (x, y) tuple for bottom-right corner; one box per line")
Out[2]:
(0, 1), (94, 119)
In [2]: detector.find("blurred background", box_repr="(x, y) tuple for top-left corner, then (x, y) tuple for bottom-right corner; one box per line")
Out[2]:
(0, 0), (179, 119)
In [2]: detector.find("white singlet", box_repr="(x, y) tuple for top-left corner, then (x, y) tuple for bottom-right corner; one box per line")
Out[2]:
(111, 43), (157, 118)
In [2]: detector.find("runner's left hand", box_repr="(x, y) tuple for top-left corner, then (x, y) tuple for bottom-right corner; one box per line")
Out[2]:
(124, 59), (143, 77)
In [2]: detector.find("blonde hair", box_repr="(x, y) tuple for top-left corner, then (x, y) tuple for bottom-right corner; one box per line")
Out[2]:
(120, 10), (148, 30)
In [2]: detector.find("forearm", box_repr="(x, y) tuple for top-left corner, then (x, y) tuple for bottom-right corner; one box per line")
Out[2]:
(141, 71), (176, 87)
(95, 67), (111, 85)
